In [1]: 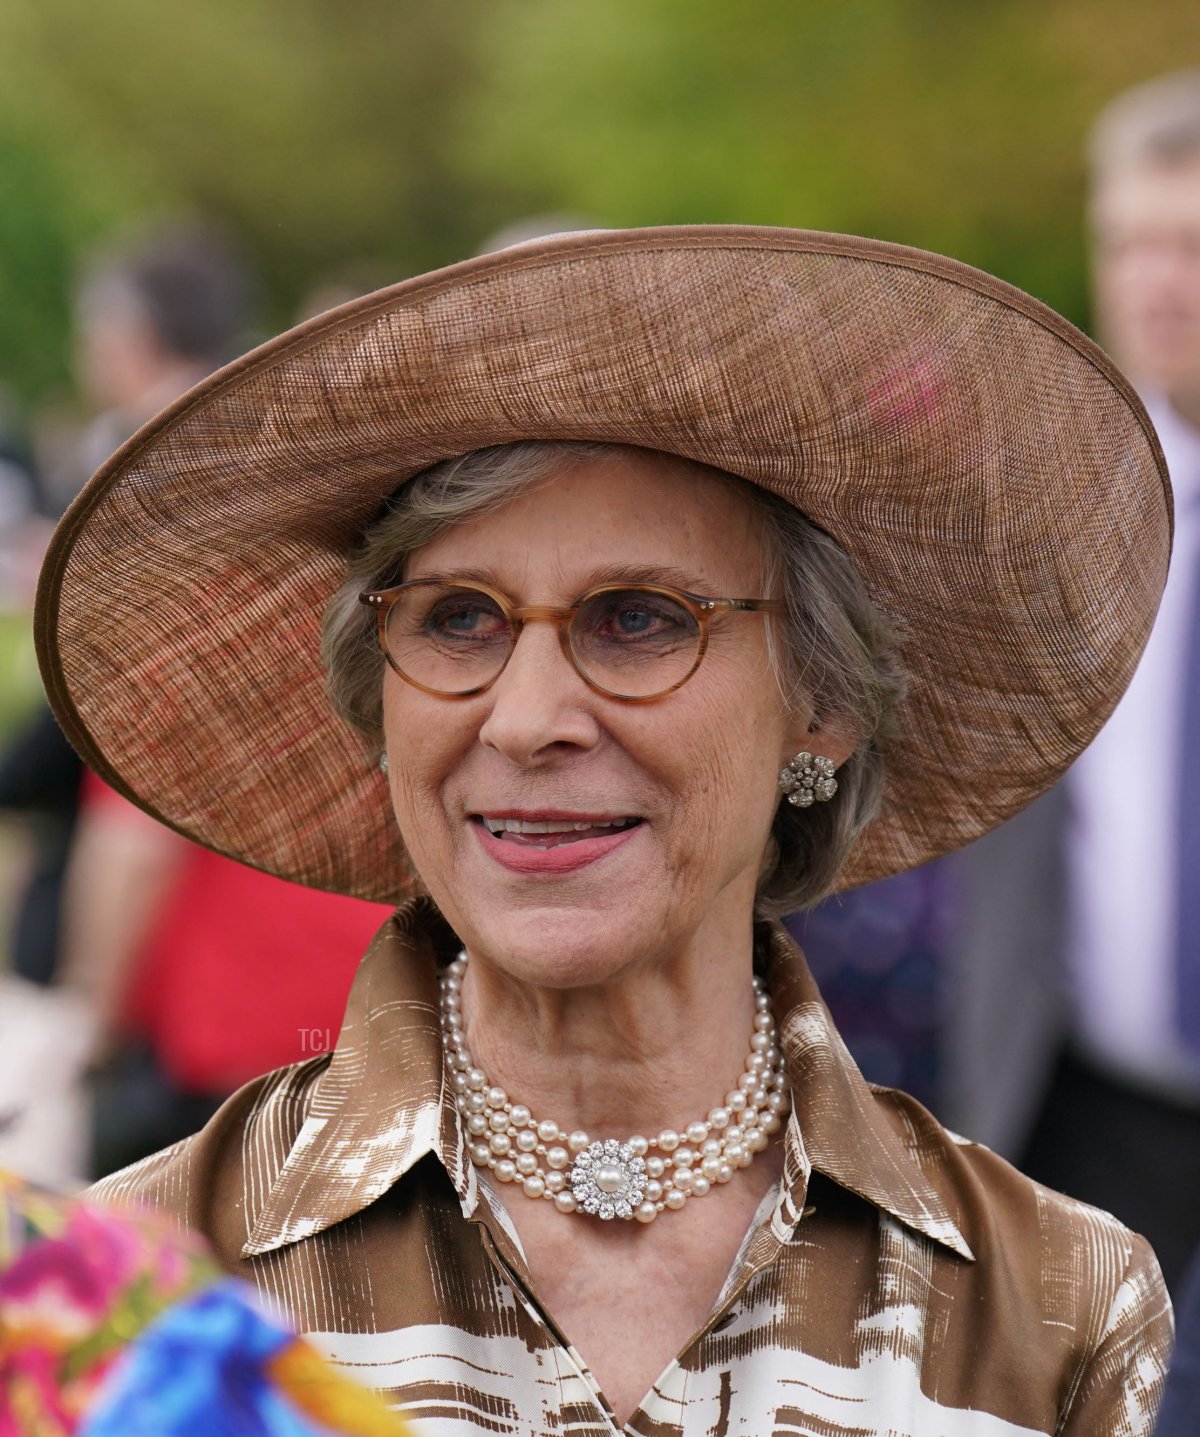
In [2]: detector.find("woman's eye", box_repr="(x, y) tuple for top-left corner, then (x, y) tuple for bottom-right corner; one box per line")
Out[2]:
(585, 593), (693, 643)
(426, 599), (506, 638)
(613, 605), (658, 634)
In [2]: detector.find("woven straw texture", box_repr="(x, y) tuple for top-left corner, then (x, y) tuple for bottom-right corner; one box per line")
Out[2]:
(35, 226), (1171, 903)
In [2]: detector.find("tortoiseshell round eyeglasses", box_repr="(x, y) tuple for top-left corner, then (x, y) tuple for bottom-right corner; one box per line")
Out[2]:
(359, 579), (786, 702)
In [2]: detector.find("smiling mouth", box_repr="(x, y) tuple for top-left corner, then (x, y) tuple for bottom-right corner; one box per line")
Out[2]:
(473, 815), (643, 848)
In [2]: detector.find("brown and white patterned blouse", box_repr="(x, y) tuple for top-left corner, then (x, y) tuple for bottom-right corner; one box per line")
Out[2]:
(91, 898), (1171, 1435)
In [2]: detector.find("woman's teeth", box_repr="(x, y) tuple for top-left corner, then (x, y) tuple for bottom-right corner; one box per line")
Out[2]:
(481, 817), (634, 836)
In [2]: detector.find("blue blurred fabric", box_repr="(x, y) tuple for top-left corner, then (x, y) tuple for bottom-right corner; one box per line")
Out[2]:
(786, 860), (952, 1111)
(81, 1277), (332, 1437)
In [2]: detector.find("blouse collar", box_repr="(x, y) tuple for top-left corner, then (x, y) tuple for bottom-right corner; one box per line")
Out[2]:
(243, 898), (972, 1263)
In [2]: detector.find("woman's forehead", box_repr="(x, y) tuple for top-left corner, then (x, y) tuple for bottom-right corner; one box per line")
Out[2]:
(404, 449), (769, 589)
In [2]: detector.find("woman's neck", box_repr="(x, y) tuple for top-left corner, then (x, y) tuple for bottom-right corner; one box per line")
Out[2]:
(453, 932), (762, 1143)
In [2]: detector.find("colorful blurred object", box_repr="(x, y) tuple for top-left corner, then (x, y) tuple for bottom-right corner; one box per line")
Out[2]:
(0, 1172), (411, 1437)
(81, 1279), (409, 1437)
(0, 1169), (217, 1433)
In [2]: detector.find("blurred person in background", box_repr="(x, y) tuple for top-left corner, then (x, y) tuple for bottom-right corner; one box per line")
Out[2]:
(947, 70), (1200, 1295)
(2, 221), (257, 1000)
(0, 388), (63, 990)
(0, 384), (88, 1186)
(72, 220), (258, 478)
(0, 223), (259, 1182)
(68, 775), (393, 1176)
(476, 213), (599, 255)
(3, 222), (391, 1178)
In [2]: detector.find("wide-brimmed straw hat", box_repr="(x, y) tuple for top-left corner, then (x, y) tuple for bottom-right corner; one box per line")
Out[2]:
(35, 225), (1170, 904)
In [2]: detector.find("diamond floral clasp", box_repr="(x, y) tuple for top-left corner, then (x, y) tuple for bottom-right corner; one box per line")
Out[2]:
(569, 1139), (647, 1220)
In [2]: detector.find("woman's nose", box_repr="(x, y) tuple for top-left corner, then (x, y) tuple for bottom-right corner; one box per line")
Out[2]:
(477, 622), (601, 764)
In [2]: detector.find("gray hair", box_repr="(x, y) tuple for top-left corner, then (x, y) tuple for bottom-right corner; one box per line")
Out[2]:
(323, 442), (904, 914)
(1089, 70), (1200, 179)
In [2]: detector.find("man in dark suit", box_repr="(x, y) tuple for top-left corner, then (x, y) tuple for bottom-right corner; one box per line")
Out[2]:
(944, 71), (1200, 1295)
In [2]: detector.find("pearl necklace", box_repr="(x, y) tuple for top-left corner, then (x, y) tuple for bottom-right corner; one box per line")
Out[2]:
(439, 953), (790, 1224)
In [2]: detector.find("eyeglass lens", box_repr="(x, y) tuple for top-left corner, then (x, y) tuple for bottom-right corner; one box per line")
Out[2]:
(383, 583), (703, 698)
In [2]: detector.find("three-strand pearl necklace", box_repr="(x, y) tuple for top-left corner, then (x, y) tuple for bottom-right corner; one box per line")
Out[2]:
(440, 953), (790, 1223)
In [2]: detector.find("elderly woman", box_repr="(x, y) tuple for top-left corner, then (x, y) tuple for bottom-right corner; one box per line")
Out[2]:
(37, 228), (1172, 1433)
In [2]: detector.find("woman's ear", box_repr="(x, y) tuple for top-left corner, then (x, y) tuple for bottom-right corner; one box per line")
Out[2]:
(781, 708), (857, 772)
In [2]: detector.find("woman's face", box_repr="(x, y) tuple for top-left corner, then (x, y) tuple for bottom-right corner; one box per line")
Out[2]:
(381, 449), (848, 985)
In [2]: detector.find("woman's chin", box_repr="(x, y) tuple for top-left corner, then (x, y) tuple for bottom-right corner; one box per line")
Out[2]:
(454, 894), (661, 989)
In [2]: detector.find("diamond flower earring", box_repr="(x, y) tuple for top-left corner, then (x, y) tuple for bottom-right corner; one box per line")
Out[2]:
(778, 751), (838, 807)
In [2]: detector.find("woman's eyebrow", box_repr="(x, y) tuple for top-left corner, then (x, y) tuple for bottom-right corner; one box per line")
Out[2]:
(579, 563), (714, 591)
(401, 563), (721, 593)
(401, 564), (508, 587)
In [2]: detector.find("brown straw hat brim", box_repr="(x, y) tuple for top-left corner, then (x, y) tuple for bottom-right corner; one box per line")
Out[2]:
(34, 225), (1171, 902)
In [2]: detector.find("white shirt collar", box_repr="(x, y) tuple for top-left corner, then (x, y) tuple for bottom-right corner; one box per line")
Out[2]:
(1142, 391), (1200, 509)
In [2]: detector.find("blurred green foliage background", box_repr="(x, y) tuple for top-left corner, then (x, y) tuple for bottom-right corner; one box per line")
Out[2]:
(0, 0), (1198, 402)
